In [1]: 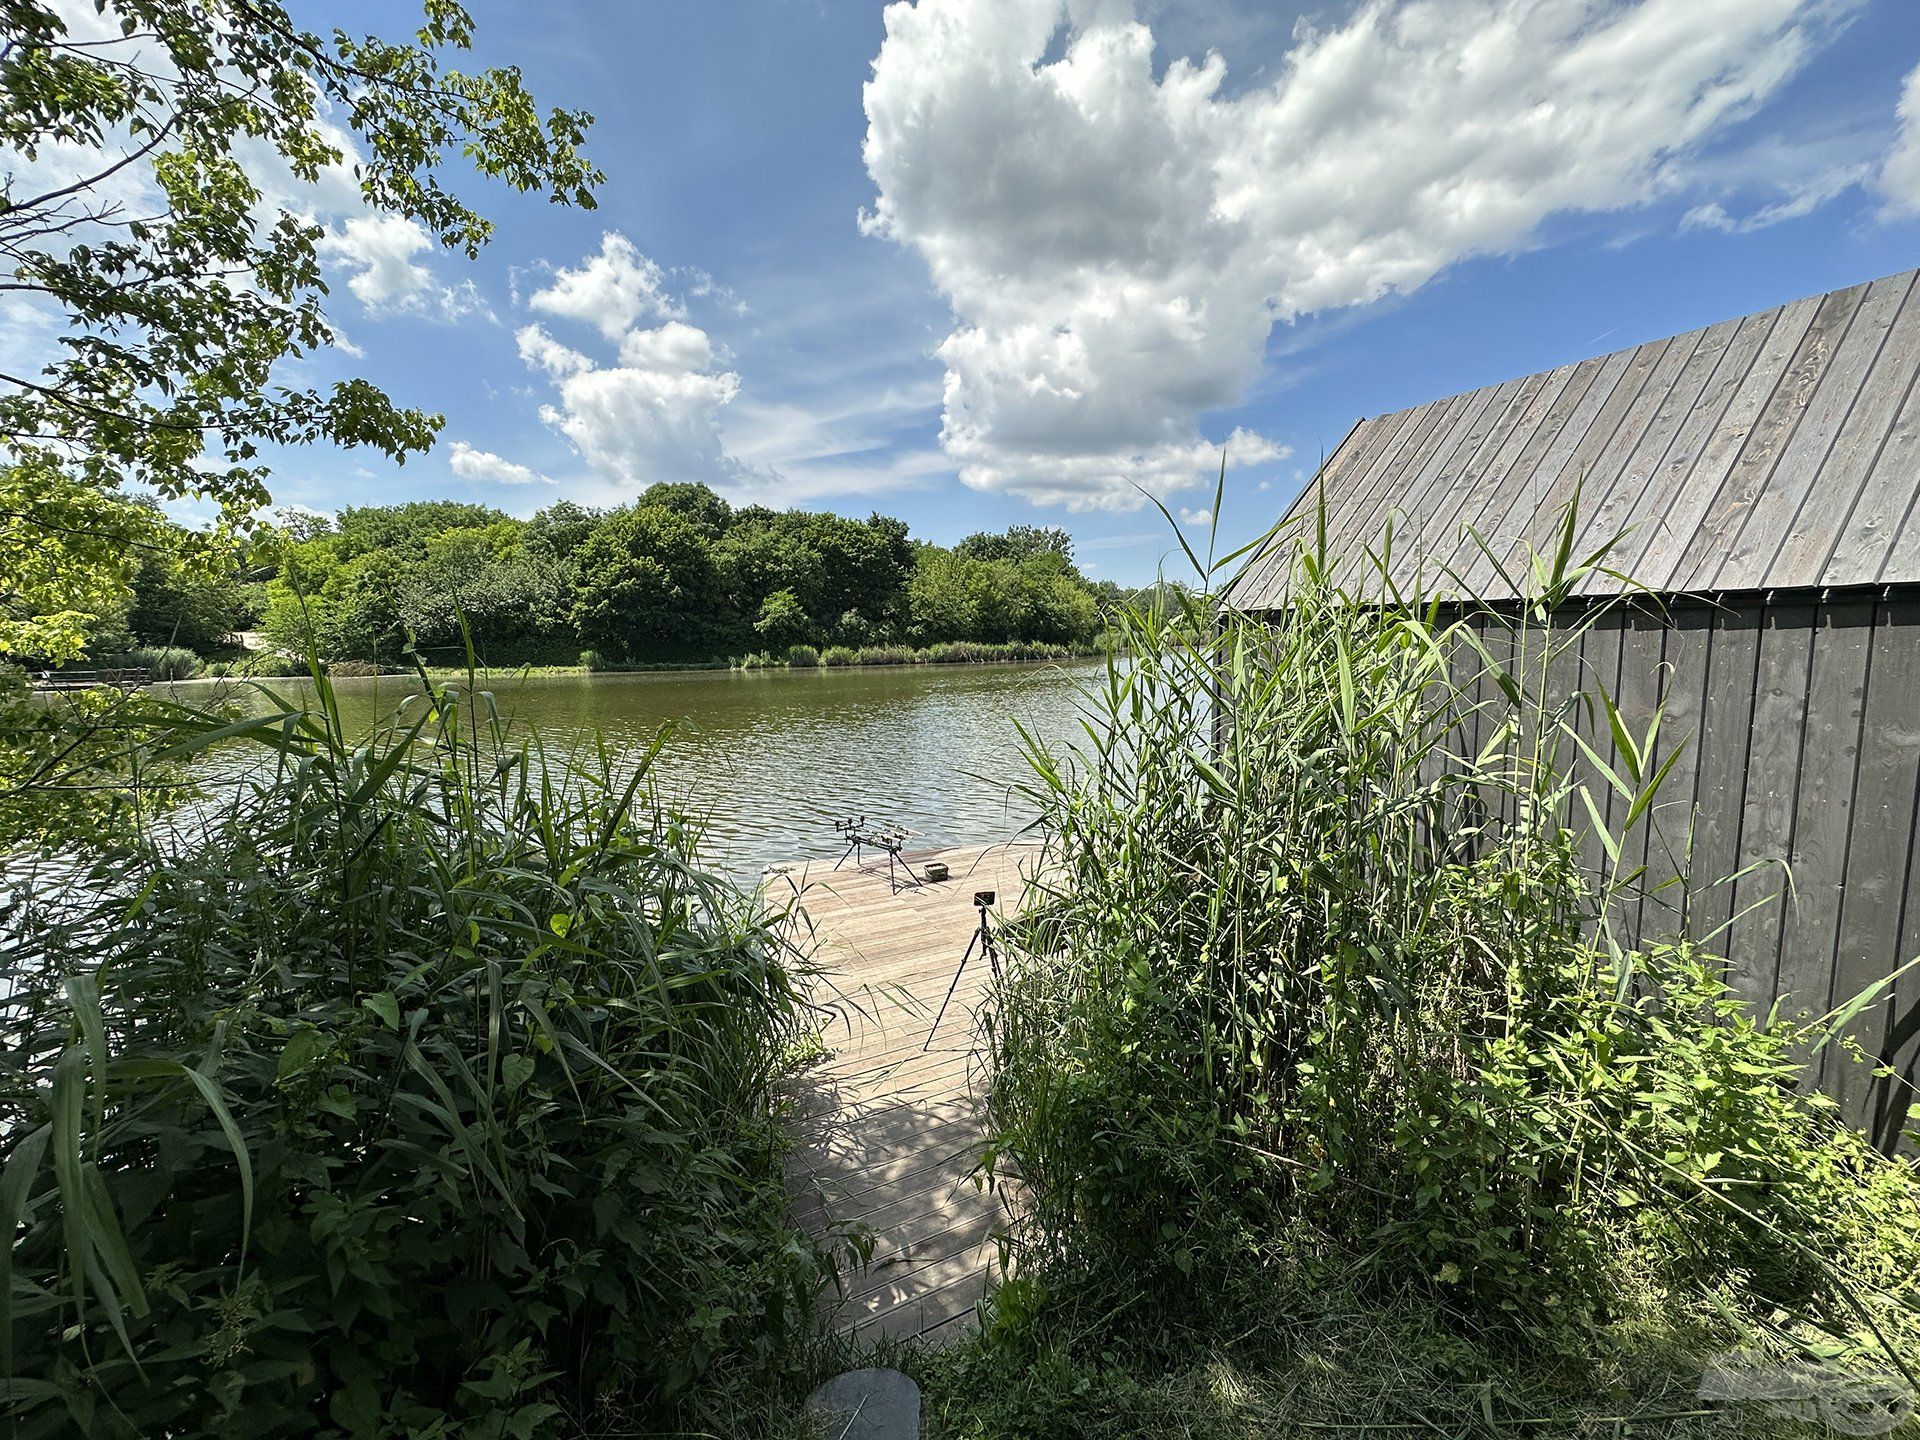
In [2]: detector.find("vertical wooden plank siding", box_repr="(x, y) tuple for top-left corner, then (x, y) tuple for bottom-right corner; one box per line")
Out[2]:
(1318, 402), (1440, 564)
(1516, 339), (1673, 564)
(1776, 285), (1920, 582)
(1424, 364), (1579, 582)
(1538, 608), (1587, 852)
(1665, 282), (1869, 589)
(1714, 274), (1917, 591)
(1858, 598), (1920, 1149)
(1610, 606), (1670, 945)
(1448, 610), (1490, 849)
(1779, 603), (1875, 1092)
(1634, 297), (1820, 590)
(1333, 390), (1492, 574)
(1347, 378), (1530, 593)
(1574, 616), (1628, 888)
(1829, 353), (1920, 585)
(1257, 588), (1920, 1133)
(1454, 354), (1610, 593)
(1833, 600), (1920, 1129)
(1485, 612), (1524, 834)
(1323, 396), (1462, 566)
(1639, 605), (1714, 945)
(1686, 603), (1765, 1000)
(1569, 318), (1744, 577)
(1730, 601), (1817, 1002)
(1601, 313), (1779, 590)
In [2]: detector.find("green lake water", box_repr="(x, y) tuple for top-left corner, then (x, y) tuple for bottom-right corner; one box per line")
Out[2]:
(178, 660), (1104, 879)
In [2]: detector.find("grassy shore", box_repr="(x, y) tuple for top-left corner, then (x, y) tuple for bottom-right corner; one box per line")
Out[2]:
(189, 638), (1107, 682)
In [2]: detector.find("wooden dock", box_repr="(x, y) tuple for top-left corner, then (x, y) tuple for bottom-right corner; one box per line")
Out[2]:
(775, 841), (1035, 1343)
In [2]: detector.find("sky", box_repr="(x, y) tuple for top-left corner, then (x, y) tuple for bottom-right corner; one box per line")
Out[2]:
(136, 1), (1920, 583)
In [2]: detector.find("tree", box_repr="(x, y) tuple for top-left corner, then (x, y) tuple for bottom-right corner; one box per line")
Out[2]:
(955, 525), (1075, 566)
(525, 500), (603, 561)
(0, 1), (600, 647)
(335, 502), (511, 559)
(638, 482), (731, 536)
(0, 458), (142, 659)
(752, 589), (810, 650)
(123, 524), (253, 653)
(713, 523), (826, 641)
(568, 506), (720, 659)
(397, 522), (570, 661)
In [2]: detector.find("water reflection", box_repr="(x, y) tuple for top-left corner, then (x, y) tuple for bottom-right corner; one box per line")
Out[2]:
(173, 661), (1105, 879)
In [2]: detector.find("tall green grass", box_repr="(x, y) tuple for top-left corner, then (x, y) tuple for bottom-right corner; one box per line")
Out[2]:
(961, 508), (1920, 1430)
(0, 663), (822, 1436)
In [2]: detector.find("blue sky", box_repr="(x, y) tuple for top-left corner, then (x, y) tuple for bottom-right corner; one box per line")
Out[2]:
(268, 0), (1920, 586)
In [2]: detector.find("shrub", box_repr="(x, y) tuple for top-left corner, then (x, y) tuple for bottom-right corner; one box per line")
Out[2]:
(819, 645), (856, 667)
(92, 643), (204, 681)
(850, 644), (915, 666)
(0, 665), (198, 847)
(985, 529), (1920, 1370)
(326, 658), (383, 677)
(0, 677), (822, 1436)
(786, 644), (819, 667)
(209, 653), (311, 679)
(581, 647), (608, 672)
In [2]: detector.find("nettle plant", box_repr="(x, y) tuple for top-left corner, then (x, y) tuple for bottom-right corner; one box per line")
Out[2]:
(989, 503), (1920, 1369)
(0, 667), (822, 1437)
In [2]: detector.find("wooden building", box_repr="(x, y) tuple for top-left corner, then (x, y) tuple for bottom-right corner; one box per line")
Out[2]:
(1232, 267), (1920, 1145)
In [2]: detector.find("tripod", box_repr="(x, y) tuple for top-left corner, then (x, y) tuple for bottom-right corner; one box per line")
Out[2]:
(924, 891), (1000, 1050)
(833, 815), (919, 894)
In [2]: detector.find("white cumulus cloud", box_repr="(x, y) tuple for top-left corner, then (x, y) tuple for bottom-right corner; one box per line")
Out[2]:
(317, 214), (492, 322)
(1881, 61), (1920, 215)
(447, 440), (552, 487)
(527, 232), (683, 343)
(515, 235), (773, 498)
(862, 0), (1839, 509)
(318, 215), (432, 306)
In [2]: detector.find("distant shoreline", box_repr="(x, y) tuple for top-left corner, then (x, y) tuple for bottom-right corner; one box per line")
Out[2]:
(135, 647), (1110, 688)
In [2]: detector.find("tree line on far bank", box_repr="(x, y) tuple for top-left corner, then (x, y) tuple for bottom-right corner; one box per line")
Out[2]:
(60, 483), (1162, 672)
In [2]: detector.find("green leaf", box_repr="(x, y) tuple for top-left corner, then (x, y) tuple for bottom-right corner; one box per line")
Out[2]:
(362, 992), (401, 1030)
(276, 1027), (326, 1081)
(0, 1125), (52, 1377)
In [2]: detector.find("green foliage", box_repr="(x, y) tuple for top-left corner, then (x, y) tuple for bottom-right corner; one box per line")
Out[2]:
(0, 1), (601, 632)
(908, 544), (1100, 647)
(0, 673), (821, 1436)
(981, 525), (1920, 1392)
(0, 664), (197, 845)
(754, 588), (813, 650)
(819, 646), (856, 667)
(580, 647), (609, 672)
(0, 459), (143, 661)
(569, 504), (722, 659)
(207, 653), (312, 679)
(955, 524), (1075, 566)
(92, 643), (203, 680)
(245, 495), (1106, 668)
(847, 644), (915, 666)
(123, 537), (253, 655)
(786, 644), (820, 667)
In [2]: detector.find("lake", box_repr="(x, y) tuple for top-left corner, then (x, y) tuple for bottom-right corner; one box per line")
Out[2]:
(182, 660), (1105, 880)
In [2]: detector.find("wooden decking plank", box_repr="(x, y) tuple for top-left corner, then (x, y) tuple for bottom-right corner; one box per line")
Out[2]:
(777, 842), (1037, 1342)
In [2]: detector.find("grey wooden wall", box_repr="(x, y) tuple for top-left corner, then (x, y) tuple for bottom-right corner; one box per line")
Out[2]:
(1446, 590), (1920, 1148)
